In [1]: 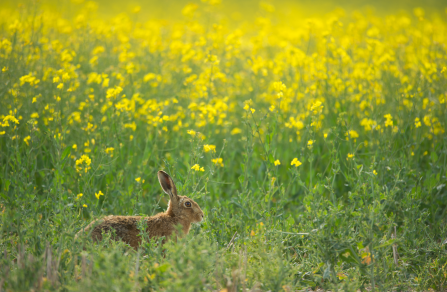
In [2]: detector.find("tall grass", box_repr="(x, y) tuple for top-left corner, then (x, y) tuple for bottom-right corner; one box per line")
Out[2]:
(1, 0), (447, 291)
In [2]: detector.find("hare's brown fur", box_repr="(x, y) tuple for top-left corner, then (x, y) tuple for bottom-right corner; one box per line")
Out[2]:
(76, 171), (204, 249)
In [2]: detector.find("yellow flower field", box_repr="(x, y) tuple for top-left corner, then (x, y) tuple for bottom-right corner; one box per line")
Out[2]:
(1, 0), (447, 290)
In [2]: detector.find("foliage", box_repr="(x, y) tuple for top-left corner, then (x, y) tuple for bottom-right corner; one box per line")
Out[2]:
(0, 0), (447, 290)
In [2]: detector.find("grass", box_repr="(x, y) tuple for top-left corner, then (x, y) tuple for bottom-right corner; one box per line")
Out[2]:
(0, 0), (447, 291)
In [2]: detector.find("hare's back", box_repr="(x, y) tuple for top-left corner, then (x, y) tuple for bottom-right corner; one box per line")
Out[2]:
(91, 215), (143, 248)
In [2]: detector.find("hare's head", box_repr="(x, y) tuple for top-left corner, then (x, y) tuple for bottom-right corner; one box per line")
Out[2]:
(157, 170), (204, 223)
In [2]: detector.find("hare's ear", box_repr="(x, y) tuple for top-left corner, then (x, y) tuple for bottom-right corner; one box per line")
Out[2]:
(158, 170), (178, 200)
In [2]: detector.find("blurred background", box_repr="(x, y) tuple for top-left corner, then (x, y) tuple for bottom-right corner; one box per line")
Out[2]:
(2, 0), (447, 21)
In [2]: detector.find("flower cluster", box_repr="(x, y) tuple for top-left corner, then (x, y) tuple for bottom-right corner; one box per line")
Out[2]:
(75, 155), (92, 175)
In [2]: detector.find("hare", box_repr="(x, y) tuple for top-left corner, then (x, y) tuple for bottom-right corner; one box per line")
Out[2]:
(75, 170), (204, 249)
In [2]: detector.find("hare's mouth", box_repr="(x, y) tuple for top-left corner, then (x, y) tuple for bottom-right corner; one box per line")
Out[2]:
(195, 214), (204, 223)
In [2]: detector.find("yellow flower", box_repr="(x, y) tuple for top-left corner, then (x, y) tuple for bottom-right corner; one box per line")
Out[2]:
(250, 108), (255, 113)
(384, 114), (393, 127)
(62, 73), (70, 82)
(105, 147), (114, 157)
(191, 164), (202, 171)
(324, 133), (328, 138)
(230, 128), (242, 135)
(72, 144), (77, 149)
(310, 101), (323, 114)
(30, 113), (39, 119)
(211, 158), (224, 167)
(373, 170), (377, 175)
(347, 153), (355, 160)
(53, 76), (60, 83)
(291, 158), (302, 167)
(106, 86), (123, 99)
(57, 83), (64, 89)
(83, 204), (87, 208)
(3, 115), (19, 124)
(414, 118), (421, 128)
(23, 135), (31, 146)
(135, 177), (141, 182)
(423, 116), (431, 127)
(77, 193), (83, 198)
(243, 104), (250, 111)
(274, 159), (281, 166)
(132, 5), (141, 13)
(0, 131), (5, 135)
(345, 130), (359, 140)
(203, 144), (216, 153)
(273, 81), (286, 91)
(95, 190), (104, 199)
(307, 140), (314, 146)
(269, 105), (275, 112)
(187, 129), (196, 136)
(75, 155), (92, 174)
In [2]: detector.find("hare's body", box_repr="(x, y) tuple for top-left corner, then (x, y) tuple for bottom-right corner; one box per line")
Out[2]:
(76, 171), (204, 249)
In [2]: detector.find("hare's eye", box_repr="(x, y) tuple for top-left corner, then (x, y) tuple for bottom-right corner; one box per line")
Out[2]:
(185, 201), (192, 207)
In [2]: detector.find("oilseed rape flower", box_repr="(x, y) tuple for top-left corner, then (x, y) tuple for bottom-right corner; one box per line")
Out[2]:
(346, 130), (359, 141)
(231, 128), (242, 135)
(75, 155), (92, 175)
(273, 81), (286, 92)
(106, 86), (123, 99)
(384, 114), (393, 127)
(212, 158), (224, 167)
(273, 81), (286, 98)
(274, 160), (281, 166)
(135, 177), (141, 182)
(291, 158), (302, 167)
(310, 101), (323, 115)
(203, 144), (216, 153)
(415, 118), (422, 128)
(105, 147), (115, 157)
(23, 136), (31, 146)
(347, 153), (355, 160)
(191, 164), (205, 172)
(3, 115), (19, 125)
(95, 190), (104, 200)
(187, 130), (196, 136)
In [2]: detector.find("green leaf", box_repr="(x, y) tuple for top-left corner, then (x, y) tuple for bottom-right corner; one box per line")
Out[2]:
(61, 145), (71, 160)
(268, 153), (274, 164)
(374, 239), (397, 249)
(0, 193), (10, 202)
(431, 151), (438, 163)
(4, 180), (10, 192)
